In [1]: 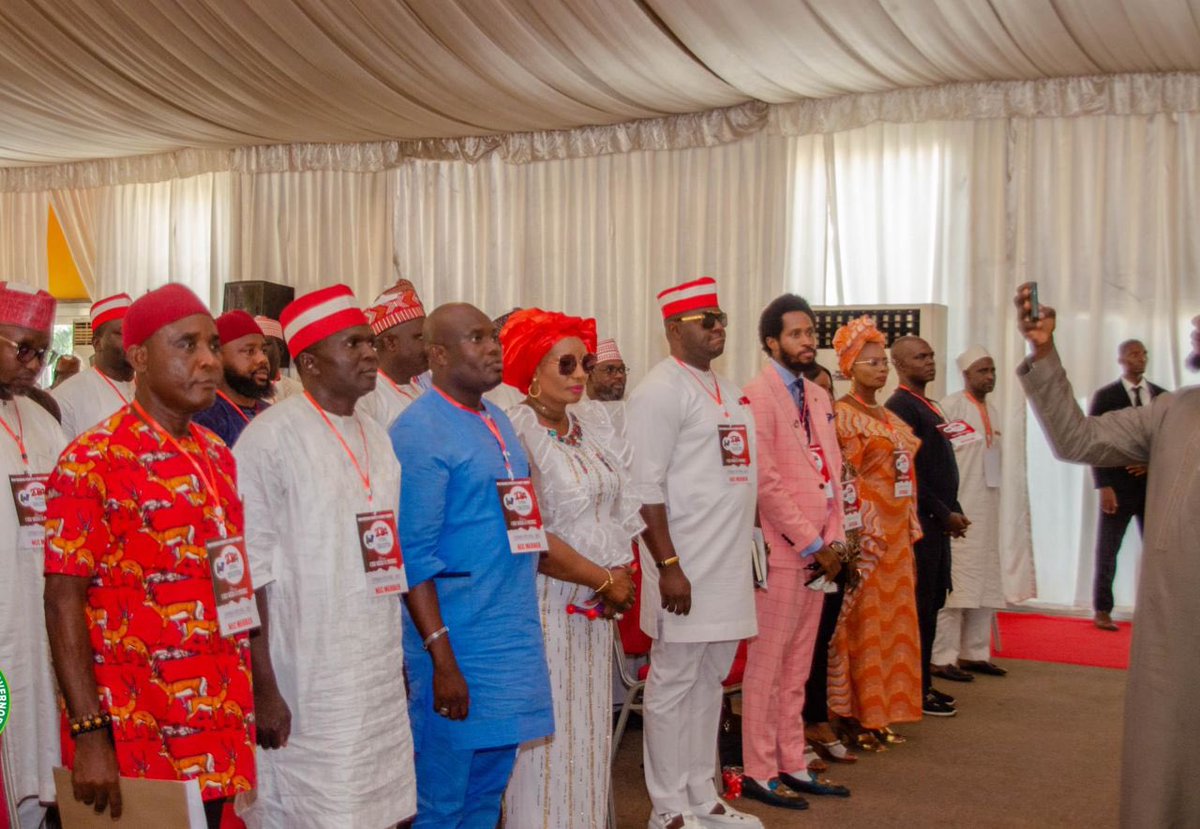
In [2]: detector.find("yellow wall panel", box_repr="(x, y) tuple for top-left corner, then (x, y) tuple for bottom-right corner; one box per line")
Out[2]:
(47, 206), (89, 300)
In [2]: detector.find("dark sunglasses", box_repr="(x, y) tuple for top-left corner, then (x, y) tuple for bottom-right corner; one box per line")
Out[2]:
(0, 334), (51, 365)
(678, 311), (728, 329)
(557, 353), (598, 376)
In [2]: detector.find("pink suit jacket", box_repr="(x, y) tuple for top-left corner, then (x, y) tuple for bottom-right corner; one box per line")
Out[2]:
(743, 363), (845, 570)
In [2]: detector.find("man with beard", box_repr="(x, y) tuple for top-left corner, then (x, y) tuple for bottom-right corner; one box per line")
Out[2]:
(586, 337), (628, 402)
(255, 316), (303, 403)
(1014, 288), (1199, 828)
(628, 278), (760, 829)
(235, 285), (415, 828)
(359, 279), (430, 430)
(739, 294), (850, 810)
(886, 336), (968, 718)
(0, 282), (67, 829)
(53, 293), (134, 439)
(392, 303), (552, 828)
(194, 311), (271, 446)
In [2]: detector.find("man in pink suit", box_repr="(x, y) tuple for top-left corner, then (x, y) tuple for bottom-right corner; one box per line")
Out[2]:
(740, 294), (851, 809)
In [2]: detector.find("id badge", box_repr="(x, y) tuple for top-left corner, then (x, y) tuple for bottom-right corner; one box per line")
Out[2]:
(205, 535), (261, 637)
(937, 419), (983, 449)
(496, 478), (550, 554)
(718, 424), (752, 485)
(358, 510), (407, 596)
(809, 444), (833, 499)
(841, 477), (864, 531)
(893, 450), (914, 498)
(10, 473), (48, 550)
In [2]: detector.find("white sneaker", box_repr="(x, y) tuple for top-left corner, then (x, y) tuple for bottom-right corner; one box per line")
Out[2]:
(691, 800), (765, 828)
(647, 812), (702, 829)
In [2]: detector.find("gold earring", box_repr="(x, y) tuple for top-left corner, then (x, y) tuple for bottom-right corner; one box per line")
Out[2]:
(529, 376), (542, 399)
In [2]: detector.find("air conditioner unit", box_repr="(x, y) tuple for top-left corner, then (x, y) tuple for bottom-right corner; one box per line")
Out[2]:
(813, 304), (949, 401)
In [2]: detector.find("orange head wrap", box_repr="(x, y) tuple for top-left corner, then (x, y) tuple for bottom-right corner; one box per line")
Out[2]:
(832, 315), (886, 377)
(499, 308), (598, 394)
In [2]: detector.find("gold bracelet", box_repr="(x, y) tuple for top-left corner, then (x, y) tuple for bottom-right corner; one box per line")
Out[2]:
(595, 570), (614, 595)
(656, 555), (681, 569)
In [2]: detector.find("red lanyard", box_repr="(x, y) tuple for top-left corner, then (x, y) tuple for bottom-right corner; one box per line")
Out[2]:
(304, 392), (373, 503)
(378, 371), (416, 401)
(0, 400), (28, 466)
(95, 368), (130, 404)
(674, 358), (729, 417)
(966, 393), (994, 447)
(216, 390), (253, 425)
(132, 400), (226, 525)
(433, 386), (514, 478)
(898, 385), (944, 421)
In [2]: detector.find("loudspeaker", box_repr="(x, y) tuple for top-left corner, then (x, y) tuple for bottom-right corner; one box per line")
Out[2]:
(222, 281), (294, 320)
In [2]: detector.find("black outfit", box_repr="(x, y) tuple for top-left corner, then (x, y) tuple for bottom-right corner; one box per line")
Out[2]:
(803, 576), (845, 724)
(1087, 378), (1165, 613)
(886, 387), (961, 697)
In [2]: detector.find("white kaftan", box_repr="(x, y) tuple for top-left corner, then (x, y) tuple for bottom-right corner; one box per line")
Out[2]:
(51, 367), (132, 439)
(941, 391), (1005, 609)
(357, 372), (421, 432)
(0, 397), (67, 807)
(627, 358), (758, 643)
(503, 403), (642, 829)
(234, 396), (415, 829)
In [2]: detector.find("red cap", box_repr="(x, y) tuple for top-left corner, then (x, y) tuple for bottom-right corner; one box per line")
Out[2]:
(656, 277), (720, 320)
(365, 279), (426, 335)
(90, 293), (132, 332)
(280, 284), (368, 358)
(122, 284), (212, 349)
(216, 310), (264, 345)
(499, 308), (597, 394)
(0, 282), (56, 333)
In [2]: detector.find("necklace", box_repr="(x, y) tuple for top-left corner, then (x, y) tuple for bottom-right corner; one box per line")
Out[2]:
(526, 398), (568, 429)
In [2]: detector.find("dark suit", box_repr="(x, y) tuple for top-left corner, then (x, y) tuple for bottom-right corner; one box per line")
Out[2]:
(1088, 378), (1166, 613)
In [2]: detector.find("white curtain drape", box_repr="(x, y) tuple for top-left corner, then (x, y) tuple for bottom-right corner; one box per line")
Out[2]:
(0, 191), (49, 288)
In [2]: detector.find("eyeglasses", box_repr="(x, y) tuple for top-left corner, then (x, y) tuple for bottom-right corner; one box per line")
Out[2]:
(556, 353), (598, 376)
(853, 358), (889, 368)
(597, 363), (627, 377)
(0, 334), (51, 365)
(678, 311), (728, 329)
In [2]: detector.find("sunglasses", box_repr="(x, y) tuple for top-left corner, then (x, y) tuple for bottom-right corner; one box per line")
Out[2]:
(556, 353), (598, 376)
(0, 334), (51, 365)
(678, 311), (728, 329)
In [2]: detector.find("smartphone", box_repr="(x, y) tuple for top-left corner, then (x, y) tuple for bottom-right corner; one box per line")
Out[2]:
(1028, 281), (1040, 321)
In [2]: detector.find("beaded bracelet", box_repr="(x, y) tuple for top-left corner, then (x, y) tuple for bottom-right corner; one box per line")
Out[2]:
(69, 711), (112, 737)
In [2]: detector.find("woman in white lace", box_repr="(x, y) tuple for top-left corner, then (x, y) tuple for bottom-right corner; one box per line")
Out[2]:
(499, 309), (642, 829)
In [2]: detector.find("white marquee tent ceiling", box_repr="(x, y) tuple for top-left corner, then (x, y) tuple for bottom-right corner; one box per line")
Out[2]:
(1, 0), (1198, 168)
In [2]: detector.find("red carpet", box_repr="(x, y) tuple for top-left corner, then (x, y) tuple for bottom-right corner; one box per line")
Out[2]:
(995, 611), (1131, 669)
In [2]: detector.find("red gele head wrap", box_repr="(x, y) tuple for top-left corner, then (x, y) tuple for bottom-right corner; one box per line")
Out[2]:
(499, 308), (598, 394)
(122, 284), (212, 350)
(215, 310), (264, 345)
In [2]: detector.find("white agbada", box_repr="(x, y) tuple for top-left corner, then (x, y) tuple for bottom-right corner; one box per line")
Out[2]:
(234, 395), (415, 829)
(268, 373), (304, 404)
(627, 358), (758, 643)
(0, 396), (67, 807)
(51, 367), (132, 439)
(357, 372), (421, 431)
(941, 391), (1006, 608)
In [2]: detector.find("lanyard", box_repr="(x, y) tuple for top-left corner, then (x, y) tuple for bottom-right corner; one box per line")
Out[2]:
(0, 399), (28, 467)
(674, 358), (729, 418)
(898, 385), (944, 421)
(433, 386), (514, 478)
(132, 400), (226, 525)
(966, 393), (994, 447)
(378, 371), (416, 401)
(216, 390), (253, 425)
(95, 368), (130, 405)
(304, 392), (373, 503)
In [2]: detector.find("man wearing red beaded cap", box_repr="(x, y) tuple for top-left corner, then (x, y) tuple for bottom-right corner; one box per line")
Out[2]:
(0, 282), (67, 829)
(234, 284), (415, 829)
(359, 278), (429, 430)
(193, 311), (272, 446)
(44, 283), (256, 829)
(52, 292), (134, 439)
(628, 277), (761, 829)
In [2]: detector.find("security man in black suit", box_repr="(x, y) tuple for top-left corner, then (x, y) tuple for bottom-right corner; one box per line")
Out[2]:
(1088, 339), (1166, 631)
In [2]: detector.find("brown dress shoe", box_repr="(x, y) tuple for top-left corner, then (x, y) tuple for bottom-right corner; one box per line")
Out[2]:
(1094, 612), (1119, 631)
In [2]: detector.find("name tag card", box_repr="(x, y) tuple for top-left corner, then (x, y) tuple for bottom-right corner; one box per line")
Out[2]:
(9, 473), (48, 550)
(841, 477), (863, 531)
(718, 424), (752, 485)
(358, 510), (406, 596)
(936, 419), (984, 448)
(205, 535), (261, 637)
(893, 450), (914, 499)
(496, 478), (550, 554)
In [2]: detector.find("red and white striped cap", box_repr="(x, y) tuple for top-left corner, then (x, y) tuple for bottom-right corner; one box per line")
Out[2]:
(280, 284), (368, 358)
(656, 277), (720, 320)
(254, 316), (284, 340)
(90, 293), (132, 332)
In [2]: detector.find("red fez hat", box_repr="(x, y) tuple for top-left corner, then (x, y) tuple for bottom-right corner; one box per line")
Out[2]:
(90, 293), (132, 332)
(657, 277), (720, 320)
(123, 284), (212, 349)
(499, 308), (597, 394)
(0, 282), (56, 333)
(216, 310), (264, 345)
(280, 284), (368, 359)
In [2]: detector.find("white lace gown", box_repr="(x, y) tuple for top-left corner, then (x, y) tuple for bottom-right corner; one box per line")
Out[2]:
(503, 401), (644, 829)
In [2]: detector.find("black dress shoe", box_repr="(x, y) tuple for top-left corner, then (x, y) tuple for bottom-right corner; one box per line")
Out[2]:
(779, 771), (851, 798)
(959, 660), (1008, 677)
(922, 693), (958, 717)
(929, 687), (956, 706)
(740, 777), (810, 810)
(931, 663), (975, 682)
